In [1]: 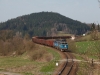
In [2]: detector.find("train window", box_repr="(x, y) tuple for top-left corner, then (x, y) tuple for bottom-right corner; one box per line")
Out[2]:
(61, 43), (67, 44)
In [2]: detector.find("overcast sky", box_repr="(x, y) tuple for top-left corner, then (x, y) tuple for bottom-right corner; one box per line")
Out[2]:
(0, 0), (100, 24)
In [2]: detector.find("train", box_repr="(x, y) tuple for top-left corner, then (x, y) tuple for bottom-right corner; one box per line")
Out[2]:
(32, 36), (69, 51)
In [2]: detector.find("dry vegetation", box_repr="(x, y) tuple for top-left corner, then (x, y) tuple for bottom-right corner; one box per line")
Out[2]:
(0, 30), (53, 62)
(75, 30), (100, 42)
(0, 30), (58, 75)
(0, 36), (34, 56)
(29, 45), (53, 62)
(67, 39), (77, 53)
(0, 36), (53, 63)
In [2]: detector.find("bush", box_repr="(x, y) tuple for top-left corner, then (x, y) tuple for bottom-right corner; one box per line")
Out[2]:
(67, 40), (77, 53)
(29, 49), (47, 61)
(43, 53), (53, 62)
(24, 40), (35, 51)
(0, 36), (35, 56)
(28, 45), (53, 62)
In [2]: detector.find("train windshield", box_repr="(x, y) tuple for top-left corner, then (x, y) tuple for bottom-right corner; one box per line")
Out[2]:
(61, 43), (67, 44)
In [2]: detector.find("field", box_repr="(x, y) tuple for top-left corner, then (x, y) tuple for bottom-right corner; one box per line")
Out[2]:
(76, 41), (100, 59)
(0, 44), (61, 75)
(75, 40), (100, 75)
(76, 41), (94, 53)
(57, 31), (73, 36)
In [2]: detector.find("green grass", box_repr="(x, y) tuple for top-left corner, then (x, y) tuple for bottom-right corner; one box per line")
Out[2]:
(23, 72), (34, 75)
(57, 31), (73, 36)
(0, 45), (61, 75)
(0, 56), (37, 75)
(76, 41), (100, 59)
(0, 56), (29, 68)
(76, 41), (95, 53)
(75, 40), (100, 75)
(0, 56), (42, 69)
(40, 47), (61, 74)
(74, 54), (83, 60)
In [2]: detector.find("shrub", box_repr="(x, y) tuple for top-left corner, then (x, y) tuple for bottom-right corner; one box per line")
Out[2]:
(29, 49), (47, 61)
(67, 40), (77, 53)
(43, 53), (53, 62)
(0, 36), (35, 56)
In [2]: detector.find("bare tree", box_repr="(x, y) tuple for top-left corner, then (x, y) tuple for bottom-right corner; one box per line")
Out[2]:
(91, 30), (99, 40)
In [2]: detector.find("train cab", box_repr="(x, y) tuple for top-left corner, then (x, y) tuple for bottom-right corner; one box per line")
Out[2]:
(59, 42), (68, 51)
(53, 39), (68, 51)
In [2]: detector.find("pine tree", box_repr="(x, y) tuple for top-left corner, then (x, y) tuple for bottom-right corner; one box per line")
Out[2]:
(97, 24), (100, 31)
(91, 23), (95, 31)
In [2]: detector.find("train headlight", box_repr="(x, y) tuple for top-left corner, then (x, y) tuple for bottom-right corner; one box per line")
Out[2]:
(71, 36), (75, 40)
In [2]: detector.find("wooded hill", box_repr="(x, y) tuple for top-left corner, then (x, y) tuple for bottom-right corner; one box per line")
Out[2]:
(0, 12), (90, 37)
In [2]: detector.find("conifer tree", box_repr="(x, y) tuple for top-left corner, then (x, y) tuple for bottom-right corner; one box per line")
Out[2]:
(91, 23), (95, 31)
(97, 24), (100, 31)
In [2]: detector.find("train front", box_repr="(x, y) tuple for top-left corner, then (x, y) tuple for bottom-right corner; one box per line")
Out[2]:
(59, 42), (68, 51)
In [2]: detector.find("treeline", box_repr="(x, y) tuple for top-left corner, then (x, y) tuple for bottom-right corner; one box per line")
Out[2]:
(0, 12), (90, 37)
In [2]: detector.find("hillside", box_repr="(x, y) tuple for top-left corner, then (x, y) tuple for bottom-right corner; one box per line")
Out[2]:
(0, 12), (90, 37)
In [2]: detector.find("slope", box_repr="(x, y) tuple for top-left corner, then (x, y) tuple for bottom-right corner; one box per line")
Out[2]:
(0, 12), (90, 37)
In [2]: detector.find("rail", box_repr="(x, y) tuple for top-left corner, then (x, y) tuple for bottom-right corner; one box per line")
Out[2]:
(58, 55), (68, 75)
(58, 52), (74, 75)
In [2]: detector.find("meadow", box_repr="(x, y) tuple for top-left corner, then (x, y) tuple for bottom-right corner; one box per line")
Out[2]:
(0, 44), (61, 75)
(75, 41), (100, 75)
(76, 41), (100, 59)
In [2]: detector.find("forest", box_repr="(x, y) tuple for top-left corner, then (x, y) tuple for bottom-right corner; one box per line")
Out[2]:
(0, 12), (90, 37)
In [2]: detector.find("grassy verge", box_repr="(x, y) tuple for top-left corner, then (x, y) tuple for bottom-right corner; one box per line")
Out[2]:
(73, 53), (83, 60)
(40, 47), (61, 75)
(0, 56), (43, 74)
(0, 44), (61, 75)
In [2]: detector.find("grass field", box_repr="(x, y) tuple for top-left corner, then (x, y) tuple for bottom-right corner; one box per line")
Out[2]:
(76, 41), (100, 59)
(56, 31), (73, 36)
(76, 41), (94, 53)
(0, 44), (61, 75)
(75, 41), (100, 75)
(73, 32), (100, 75)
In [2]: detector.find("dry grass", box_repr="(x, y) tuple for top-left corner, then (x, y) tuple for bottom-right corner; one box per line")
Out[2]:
(0, 31), (61, 75)
(29, 45), (53, 62)
(0, 34), (54, 63)
(56, 31), (73, 36)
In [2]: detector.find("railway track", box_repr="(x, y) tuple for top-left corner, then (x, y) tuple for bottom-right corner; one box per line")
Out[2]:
(32, 36), (77, 75)
(54, 52), (77, 75)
